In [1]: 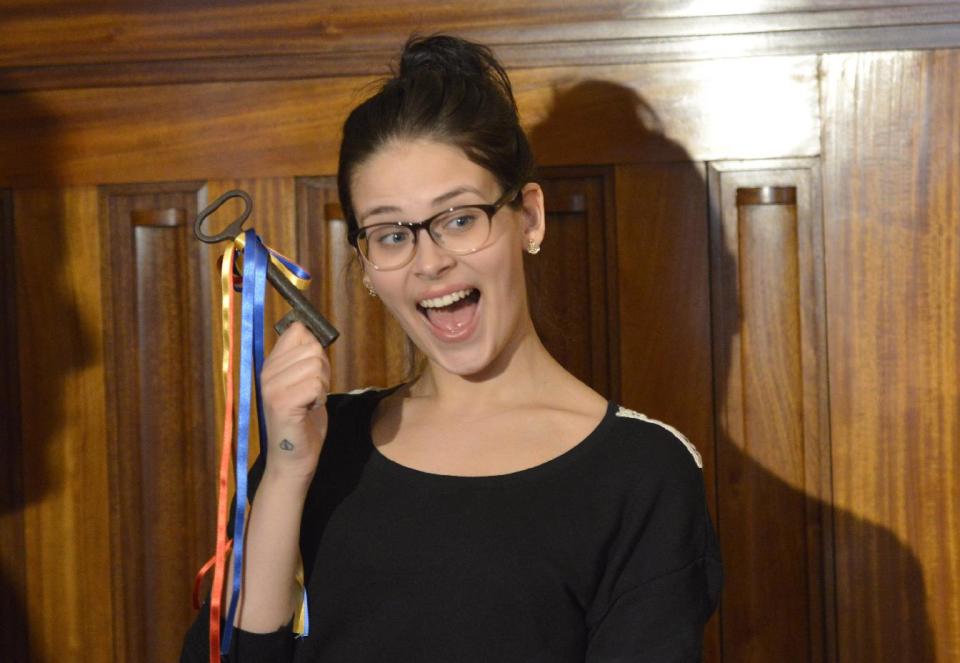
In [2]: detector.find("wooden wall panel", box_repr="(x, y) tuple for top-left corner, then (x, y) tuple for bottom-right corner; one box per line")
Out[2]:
(0, 56), (819, 188)
(205, 178), (298, 359)
(707, 161), (832, 662)
(521, 56), (819, 165)
(0, 188), (28, 663)
(533, 168), (618, 399)
(99, 182), (216, 663)
(13, 187), (113, 662)
(296, 176), (411, 391)
(614, 162), (719, 661)
(821, 49), (959, 661)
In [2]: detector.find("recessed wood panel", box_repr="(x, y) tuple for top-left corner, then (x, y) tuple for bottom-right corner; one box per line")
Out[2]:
(707, 160), (832, 663)
(821, 49), (959, 662)
(99, 182), (216, 663)
(533, 168), (618, 399)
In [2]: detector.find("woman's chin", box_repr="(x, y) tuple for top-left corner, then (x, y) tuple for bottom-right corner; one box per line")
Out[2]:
(420, 338), (499, 378)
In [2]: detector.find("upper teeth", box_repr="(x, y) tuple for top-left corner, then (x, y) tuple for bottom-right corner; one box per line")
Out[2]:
(419, 288), (475, 309)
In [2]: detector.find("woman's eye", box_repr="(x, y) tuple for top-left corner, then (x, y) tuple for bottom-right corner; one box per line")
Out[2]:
(370, 227), (411, 247)
(443, 212), (478, 232)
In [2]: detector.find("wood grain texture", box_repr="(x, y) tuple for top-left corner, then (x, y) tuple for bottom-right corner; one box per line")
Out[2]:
(0, 188), (28, 663)
(99, 182), (215, 663)
(532, 168), (617, 399)
(206, 178), (298, 361)
(14, 186), (113, 662)
(297, 176), (411, 391)
(821, 49), (959, 662)
(1, 2), (958, 88)
(0, 56), (819, 188)
(707, 161), (832, 662)
(613, 162), (719, 661)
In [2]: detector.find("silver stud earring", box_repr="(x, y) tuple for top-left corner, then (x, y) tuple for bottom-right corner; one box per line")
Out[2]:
(526, 239), (541, 255)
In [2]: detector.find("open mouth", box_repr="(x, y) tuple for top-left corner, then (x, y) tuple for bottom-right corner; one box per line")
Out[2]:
(417, 288), (482, 337)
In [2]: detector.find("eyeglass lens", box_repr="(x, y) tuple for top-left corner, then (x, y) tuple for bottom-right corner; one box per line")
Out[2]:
(360, 206), (492, 269)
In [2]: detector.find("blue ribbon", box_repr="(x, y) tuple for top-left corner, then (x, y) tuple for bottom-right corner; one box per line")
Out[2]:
(221, 230), (268, 654)
(268, 247), (311, 282)
(217, 230), (311, 652)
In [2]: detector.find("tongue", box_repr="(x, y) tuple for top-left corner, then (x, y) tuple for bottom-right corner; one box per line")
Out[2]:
(425, 297), (477, 333)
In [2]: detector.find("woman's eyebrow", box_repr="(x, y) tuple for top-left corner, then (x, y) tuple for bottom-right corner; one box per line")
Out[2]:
(431, 185), (484, 206)
(358, 204), (401, 223)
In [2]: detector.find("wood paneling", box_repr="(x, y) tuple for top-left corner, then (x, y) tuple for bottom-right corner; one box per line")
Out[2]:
(614, 161), (719, 661)
(0, 56), (819, 188)
(821, 49), (959, 662)
(533, 168), (619, 399)
(1, 2), (958, 88)
(0, 188), (27, 663)
(707, 161), (833, 662)
(0, 77), (362, 188)
(206, 178), (299, 361)
(13, 187), (113, 662)
(296, 176), (411, 391)
(99, 182), (216, 663)
(2, 3), (958, 660)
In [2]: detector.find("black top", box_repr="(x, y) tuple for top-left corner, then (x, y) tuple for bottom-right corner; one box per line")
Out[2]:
(181, 387), (722, 662)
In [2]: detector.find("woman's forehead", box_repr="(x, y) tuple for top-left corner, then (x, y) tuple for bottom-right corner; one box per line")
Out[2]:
(352, 139), (498, 212)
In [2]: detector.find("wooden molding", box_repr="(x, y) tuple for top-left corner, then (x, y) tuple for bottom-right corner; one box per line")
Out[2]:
(1, 4), (960, 90)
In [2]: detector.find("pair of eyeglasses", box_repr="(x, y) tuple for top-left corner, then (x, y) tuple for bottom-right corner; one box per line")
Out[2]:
(348, 189), (520, 271)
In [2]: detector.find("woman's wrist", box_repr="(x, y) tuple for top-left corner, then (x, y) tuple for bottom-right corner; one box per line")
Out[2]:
(260, 460), (316, 494)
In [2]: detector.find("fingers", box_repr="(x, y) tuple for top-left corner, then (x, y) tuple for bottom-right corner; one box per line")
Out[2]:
(262, 340), (329, 382)
(271, 320), (313, 354)
(262, 322), (328, 379)
(261, 321), (331, 421)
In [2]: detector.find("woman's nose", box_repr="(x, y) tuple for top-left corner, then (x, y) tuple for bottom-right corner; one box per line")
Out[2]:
(411, 228), (455, 278)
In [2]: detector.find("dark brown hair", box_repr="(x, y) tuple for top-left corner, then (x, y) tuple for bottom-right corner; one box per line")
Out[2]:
(337, 34), (535, 235)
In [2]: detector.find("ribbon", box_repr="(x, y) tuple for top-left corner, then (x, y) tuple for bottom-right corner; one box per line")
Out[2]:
(221, 230), (267, 653)
(209, 243), (237, 662)
(195, 228), (313, 663)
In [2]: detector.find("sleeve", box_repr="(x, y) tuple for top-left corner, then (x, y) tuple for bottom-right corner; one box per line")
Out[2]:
(178, 390), (357, 662)
(584, 423), (723, 663)
(180, 601), (294, 663)
(179, 448), (299, 663)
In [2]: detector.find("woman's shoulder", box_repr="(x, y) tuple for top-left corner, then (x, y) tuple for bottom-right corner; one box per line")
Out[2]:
(595, 403), (706, 498)
(606, 404), (703, 470)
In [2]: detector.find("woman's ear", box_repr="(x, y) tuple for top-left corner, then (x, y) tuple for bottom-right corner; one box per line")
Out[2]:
(518, 182), (546, 250)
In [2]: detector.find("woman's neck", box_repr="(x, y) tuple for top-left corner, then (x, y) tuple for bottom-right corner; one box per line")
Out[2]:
(409, 318), (564, 414)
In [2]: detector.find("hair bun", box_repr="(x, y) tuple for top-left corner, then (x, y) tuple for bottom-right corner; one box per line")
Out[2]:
(398, 34), (491, 81)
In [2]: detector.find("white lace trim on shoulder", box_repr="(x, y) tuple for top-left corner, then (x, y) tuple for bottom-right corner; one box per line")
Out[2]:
(615, 406), (703, 468)
(344, 386), (380, 395)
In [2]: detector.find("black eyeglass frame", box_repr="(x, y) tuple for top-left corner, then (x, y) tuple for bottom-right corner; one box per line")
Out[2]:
(348, 188), (522, 271)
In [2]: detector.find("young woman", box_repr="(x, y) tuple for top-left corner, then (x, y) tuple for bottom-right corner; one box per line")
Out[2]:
(182, 34), (721, 662)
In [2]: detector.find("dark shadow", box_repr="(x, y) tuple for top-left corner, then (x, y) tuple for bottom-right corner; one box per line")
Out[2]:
(0, 71), (95, 662)
(527, 80), (936, 662)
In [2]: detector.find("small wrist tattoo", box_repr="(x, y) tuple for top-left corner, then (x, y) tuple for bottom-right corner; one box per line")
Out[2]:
(279, 438), (295, 452)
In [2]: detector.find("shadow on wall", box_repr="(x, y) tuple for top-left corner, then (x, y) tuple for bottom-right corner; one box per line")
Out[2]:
(527, 80), (936, 663)
(0, 72), (96, 662)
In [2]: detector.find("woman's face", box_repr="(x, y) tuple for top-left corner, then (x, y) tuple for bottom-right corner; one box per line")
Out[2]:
(351, 138), (544, 378)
